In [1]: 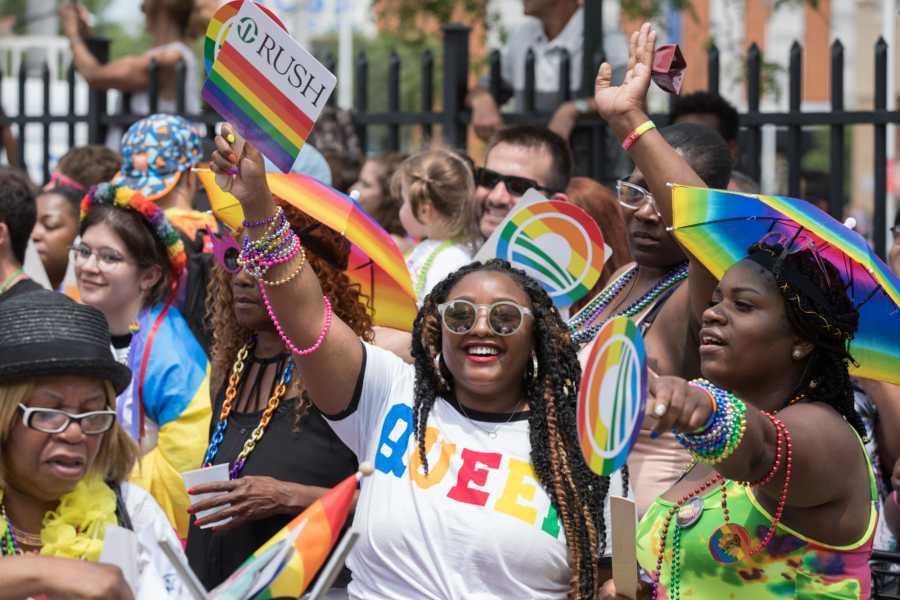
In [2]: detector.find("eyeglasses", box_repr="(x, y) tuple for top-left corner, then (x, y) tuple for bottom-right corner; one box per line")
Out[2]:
(19, 403), (117, 435)
(758, 232), (832, 288)
(892, 225), (900, 240)
(616, 180), (661, 216)
(69, 245), (142, 272)
(438, 300), (534, 336)
(475, 168), (555, 197)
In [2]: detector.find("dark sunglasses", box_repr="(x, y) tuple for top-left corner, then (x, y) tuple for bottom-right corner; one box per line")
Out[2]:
(475, 167), (555, 197)
(438, 300), (534, 336)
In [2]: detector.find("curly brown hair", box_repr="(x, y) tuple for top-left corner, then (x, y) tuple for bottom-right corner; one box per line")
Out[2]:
(206, 199), (375, 429)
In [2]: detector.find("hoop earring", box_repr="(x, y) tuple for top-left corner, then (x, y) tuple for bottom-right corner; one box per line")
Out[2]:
(525, 352), (538, 385)
(434, 352), (448, 386)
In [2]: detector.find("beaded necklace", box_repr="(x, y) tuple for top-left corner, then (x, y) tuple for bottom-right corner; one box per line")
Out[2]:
(409, 238), (468, 298)
(568, 262), (689, 345)
(0, 504), (22, 556)
(203, 342), (295, 479)
(0, 267), (23, 295)
(654, 413), (793, 600)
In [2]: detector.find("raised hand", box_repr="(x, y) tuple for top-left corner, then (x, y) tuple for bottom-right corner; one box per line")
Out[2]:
(209, 124), (272, 214)
(594, 22), (656, 125)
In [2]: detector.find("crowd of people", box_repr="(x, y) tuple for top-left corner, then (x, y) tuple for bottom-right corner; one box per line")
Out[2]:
(1, 6), (900, 600)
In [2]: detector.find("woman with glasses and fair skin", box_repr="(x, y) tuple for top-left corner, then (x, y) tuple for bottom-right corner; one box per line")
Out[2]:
(204, 128), (630, 599)
(0, 290), (189, 600)
(73, 184), (209, 542)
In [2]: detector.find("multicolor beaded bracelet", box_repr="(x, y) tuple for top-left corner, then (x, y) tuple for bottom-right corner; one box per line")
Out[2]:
(243, 206), (283, 228)
(674, 379), (747, 464)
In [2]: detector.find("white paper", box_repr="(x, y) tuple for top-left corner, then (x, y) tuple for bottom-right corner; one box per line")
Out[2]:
(137, 517), (189, 599)
(182, 464), (233, 528)
(99, 525), (137, 594)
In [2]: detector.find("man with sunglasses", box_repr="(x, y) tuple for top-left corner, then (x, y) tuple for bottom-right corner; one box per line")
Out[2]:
(477, 125), (573, 238)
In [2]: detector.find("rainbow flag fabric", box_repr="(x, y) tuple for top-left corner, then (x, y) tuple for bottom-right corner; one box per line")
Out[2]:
(201, 1), (336, 173)
(197, 170), (419, 332)
(246, 470), (362, 598)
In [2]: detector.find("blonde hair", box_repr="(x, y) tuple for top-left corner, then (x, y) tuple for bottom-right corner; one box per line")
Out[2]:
(0, 379), (139, 492)
(390, 149), (481, 243)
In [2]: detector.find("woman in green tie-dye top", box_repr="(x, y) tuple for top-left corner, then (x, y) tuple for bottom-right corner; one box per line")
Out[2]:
(594, 23), (878, 600)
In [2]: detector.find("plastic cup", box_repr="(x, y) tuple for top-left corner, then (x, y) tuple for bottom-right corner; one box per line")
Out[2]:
(182, 463), (233, 529)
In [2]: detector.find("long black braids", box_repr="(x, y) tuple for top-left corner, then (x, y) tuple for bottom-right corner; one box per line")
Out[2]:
(748, 241), (866, 439)
(409, 259), (626, 599)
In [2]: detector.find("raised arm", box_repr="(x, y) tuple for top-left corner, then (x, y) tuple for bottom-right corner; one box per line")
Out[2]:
(208, 125), (364, 416)
(594, 23), (720, 324)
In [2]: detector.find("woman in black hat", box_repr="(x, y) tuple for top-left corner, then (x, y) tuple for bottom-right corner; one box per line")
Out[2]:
(0, 290), (189, 599)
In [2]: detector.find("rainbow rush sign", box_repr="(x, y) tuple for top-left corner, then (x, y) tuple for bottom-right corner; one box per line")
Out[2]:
(201, 0), (336, 173)
(577, 317), (648, 476)
(473, 189), (610, 307)
(204, 1), (288, 74)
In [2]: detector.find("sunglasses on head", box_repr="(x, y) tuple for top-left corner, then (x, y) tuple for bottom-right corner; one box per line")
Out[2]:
(475, 168), (555, 197)
(438, 300), (534, 336)
(759, 231), (832, 288)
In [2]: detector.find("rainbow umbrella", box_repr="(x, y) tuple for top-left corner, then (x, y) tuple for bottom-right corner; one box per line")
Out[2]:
(197, 170), (418, 332)
(669, 185), (900, 385)
(244, 464), (371, 599)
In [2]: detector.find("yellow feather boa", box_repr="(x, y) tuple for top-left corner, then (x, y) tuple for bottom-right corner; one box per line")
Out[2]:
(0, 479), (118, 561)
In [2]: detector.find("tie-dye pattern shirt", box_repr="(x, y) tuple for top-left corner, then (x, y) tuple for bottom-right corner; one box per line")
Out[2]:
(635, 435), (877, 599)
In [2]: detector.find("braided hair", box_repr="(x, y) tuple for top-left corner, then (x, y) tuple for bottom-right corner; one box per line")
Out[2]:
(747, 241), (866, 438)
(410, 258), (626, 599)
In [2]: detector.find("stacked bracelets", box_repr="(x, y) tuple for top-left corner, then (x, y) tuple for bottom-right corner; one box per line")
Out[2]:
(674, 379), (747, 464)
(238, 207), (332, 356)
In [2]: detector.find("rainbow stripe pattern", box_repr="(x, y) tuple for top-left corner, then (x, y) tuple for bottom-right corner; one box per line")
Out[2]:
(197, 170), (419, 332)
(204, 1), (288, 74)
(495, 200), (605, 306)
(242, 471), (360, 598)
(670, 185), (900, 385)
(577, 317), (647, 476)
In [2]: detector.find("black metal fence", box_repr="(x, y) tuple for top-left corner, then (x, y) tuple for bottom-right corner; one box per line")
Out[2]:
(2, 26), (899, 258)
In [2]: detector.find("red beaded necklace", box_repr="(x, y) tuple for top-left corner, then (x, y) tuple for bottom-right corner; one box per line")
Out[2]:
(651, 412), (792, 600)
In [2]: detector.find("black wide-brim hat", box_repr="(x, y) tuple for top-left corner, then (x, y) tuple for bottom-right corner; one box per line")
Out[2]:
(0, 290), (132, 394)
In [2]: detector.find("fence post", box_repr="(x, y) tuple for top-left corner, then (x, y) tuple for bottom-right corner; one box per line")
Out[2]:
(175, 58), (186, 115)
(388, 51), (400, 151)
(489, 49), (501, 103)
(67, 62), (76, 149)
(788, 41), (802, 199)
(41, 62), (50, 185)
(708, 44), (720, 95)
(874, 37), (888, 260)
(355, 51), (368, 154)
(422, 49), (434, 145)
(829, 40), (844, 221)
(324, 52), (337, 107)
(16, 61), (25, 169)
(147, 59), (159, 116)
(442, 23), (470, 149)
(524, 48), (535, 113)
(558, 49), (571, 106)
(746, 43), (762, 184)
(86, 36), (110, 145)
(581, 0), (604, 98)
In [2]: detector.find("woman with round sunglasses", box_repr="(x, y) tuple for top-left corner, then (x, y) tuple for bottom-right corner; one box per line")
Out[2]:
(0, 290), (191, 599)
(206, 127), (630, 599)
(592, 24), (877, 600)
(75, 183), (210, 542)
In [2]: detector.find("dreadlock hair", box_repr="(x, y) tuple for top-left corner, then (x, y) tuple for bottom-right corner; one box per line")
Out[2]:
(409, 258), (626, 600)
(746, 241), (866, 439)
(206, 205), (374, 432)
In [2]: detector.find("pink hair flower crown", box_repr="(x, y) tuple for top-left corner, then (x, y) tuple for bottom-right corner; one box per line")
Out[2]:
(81, 182), (187, 278)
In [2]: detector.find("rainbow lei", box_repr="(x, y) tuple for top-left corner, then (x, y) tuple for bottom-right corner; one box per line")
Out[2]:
(81, 182), (188, 277)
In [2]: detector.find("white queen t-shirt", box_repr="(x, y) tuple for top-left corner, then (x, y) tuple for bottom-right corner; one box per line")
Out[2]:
(325, 342), (628, 599)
